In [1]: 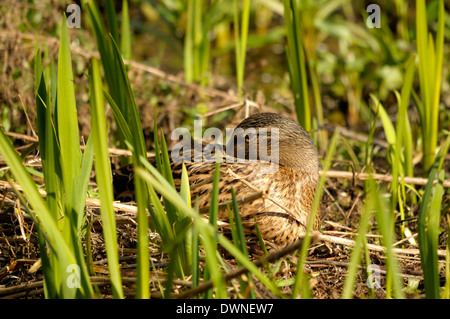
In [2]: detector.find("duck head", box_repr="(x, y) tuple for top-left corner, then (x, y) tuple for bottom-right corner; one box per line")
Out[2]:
(226, 113), (319, 174)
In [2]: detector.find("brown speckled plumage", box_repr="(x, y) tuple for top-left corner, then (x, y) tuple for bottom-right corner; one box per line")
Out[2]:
(113, 113), (320, 245)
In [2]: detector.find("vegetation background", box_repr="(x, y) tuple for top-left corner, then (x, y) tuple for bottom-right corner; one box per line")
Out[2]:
(0, 0), (449, 299)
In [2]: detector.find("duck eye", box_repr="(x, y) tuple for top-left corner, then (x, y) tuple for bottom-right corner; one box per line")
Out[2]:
(245, 132), (255, 141)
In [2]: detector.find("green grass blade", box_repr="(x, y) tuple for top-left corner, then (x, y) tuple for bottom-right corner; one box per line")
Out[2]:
(134, 173), (150, 299)
(229, 188), (255, 298)
(341, 193), (374, 298)
(233, 0), (251, 94)
(120, 0), (132, 61)
(105, 0), (119, 45)
(75, 134), (94, 230)
(57, 14), (81, 197)
(89, 58), (124, 299)
(418, 134), (450, 298)
(35, 49), (61, 223)
(390, 57), (415, 212)
(35, 49), (61, 299)
(203, 161), (221, 299)
(180, 163), (191, 207)
(109, 35), (147, 158)
(103, 90), (133, 144)
(0, 128), (93, 297)
(209, 161), (221, 228)
(159, 128), (178, 222)
(54, 15), (95, 298)
(370, 179), (405, 299)
(191, 219), (200, 296)
(370, 94), (396, 146)
(416, 0), (444, 174)
(282, 0), (311, 131)
(184, 0), (194, 83)
(85, 1), (128, 163)
(180, 163), (193, 269)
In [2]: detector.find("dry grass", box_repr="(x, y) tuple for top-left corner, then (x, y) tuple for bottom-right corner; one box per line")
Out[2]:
(0, 2), (448, 299)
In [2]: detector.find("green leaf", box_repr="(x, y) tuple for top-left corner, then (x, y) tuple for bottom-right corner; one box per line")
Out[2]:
(418, 134), (450, 298)
(57, 14), (81, 197)
(89, 58), (124, 299)
(121, 0), (131, 61)
(0, 127), (92, 298)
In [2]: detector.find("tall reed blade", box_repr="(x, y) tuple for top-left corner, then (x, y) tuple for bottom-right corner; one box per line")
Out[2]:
(233, 0), (251, 95)
(121, 0), (131, 61)
(57, 14), (80, 201)
(89, 58), (124, 299)
(418, 134), (450, 298)
(184, 0), (210, 85)
(415, 0), (444, 174)
(282, 0), (311, 131)
(229, 188), (255, 298)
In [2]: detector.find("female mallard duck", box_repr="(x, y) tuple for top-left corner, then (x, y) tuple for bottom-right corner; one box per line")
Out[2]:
(113, 113), (319, 245)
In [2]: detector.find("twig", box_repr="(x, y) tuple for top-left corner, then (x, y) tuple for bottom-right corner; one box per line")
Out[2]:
(3, 131), (154, 158)
(198, 101), (245, 118)
(323, 170), (450, 188)
(0, 180), (138, 214)
(317, 233), (446, 258)
(18, 94), (38, 139)
(305, 259), (422, 279)
(321, 125), (389, 149)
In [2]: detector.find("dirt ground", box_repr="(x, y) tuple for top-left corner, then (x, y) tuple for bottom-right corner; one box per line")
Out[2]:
(0, 4), (448, 299)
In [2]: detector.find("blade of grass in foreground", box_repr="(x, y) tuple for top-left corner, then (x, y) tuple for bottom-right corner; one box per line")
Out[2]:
(35, 49), (61, 224)
(342, 177), (406, 299)
(341, 196), (374, 299)
(282, 0), (311, 131)
(415, 0), (444, 174)
(85, 1), (128, 164)
(370, 179), (405, 299)
(57, 14), (80, 202)
(29, 14), (95, 298)
(89, 58), (124, 299)
(57, 15), (95, 298)
(184, 0), (210, 85)
(389, 57), (415, 213)
(233, 0), (251, 95)
(102, 26), (149, 298)
(120, 0), (131, 61)
(34, 53), (60, 296)
(228, 188), (256, 298)
(418, 133), (450, 299)
(203, 161), (221, 298)
(0, 127), (91, 297)
(152, 127), (192, 284)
